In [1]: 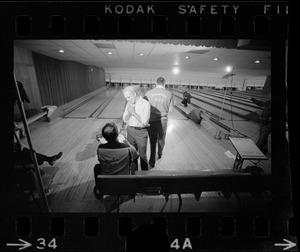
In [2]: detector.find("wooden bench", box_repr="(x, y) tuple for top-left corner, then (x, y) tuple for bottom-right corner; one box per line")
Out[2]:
(16, 110), (49, 132)
(96, 169), (273, 212)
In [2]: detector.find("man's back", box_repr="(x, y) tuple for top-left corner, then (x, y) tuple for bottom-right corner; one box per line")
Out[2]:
(97, 141), (135, 175)
(145, 87), (174, 121)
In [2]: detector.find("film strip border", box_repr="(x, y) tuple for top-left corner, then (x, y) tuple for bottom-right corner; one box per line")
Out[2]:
(1, 2), (288, 38)
(1, 1), (293, 251)
(1, 213), (297, 251)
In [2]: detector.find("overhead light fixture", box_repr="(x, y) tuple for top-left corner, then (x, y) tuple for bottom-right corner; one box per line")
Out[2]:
(226, 66), (233, 72)
(139, 53), (144, 56)
(107, 51), (112, 55)
(172, 67), (180, 75)
(213, 57), (218, 61)
(255, 60), (261, 64)
(59, 49), (64, 53)
(185, 55), (190, 59)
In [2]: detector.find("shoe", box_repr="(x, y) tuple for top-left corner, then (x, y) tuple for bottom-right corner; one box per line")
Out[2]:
(93, 186), (102, 200)
(158, 154), (162, 160)
(96, 134), (102, 141)
(48, 152), (63, 166)
(149, 161), (155, 167)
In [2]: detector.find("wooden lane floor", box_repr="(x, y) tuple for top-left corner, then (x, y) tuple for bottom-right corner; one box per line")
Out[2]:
(27, 116), (270, 212)
(188, 89), (263, 110)
(23, 88), (270, 212)
(151, 117), (233, 172)
(172, 89), (246, 121)
(64, 87), (120, 118)
(198, 88), (268, 103)
(172, 89), (260, 117)
(59, 86), (108, 112)
(171, 94), (270, 169)
(221, 89), (270, 100)
(161, 104), (270, 172)
(171, 89), (262, 141)
(28, 117), (123, 205)
(97, 88), (127, 119)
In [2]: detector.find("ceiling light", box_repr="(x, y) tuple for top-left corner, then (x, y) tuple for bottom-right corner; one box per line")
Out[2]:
(255, 60), (261, 64)
(213, 57), (218, 61)
(139, 53), (144, 56)
(172, 67), (180, 75)
(59, 49), (64, 53)
(107, 51), (112, 55)
(226, 66), (233, 72)
(185, 56), (190, 59)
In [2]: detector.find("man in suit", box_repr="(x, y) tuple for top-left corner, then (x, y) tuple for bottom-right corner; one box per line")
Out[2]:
(93, 122), (138, 199)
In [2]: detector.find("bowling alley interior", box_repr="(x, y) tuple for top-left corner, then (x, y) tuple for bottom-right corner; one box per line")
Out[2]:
(9, 39), (291, 213)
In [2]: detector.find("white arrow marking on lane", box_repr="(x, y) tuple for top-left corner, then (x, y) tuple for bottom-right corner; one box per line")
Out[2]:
(275, 239), (297, 251)
(6, 238), (32, 250)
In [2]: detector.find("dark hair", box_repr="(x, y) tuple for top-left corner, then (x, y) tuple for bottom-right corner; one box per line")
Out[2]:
(156, 77), (165, 85)
(102, 123), (119, 142)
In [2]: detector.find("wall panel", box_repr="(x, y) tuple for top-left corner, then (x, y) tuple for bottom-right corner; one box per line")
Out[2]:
(14, 47), (42, 119)
(14, 46), (106, 120)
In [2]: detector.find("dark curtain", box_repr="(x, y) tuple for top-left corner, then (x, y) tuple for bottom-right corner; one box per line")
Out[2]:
(90, 67), (105, 91)
(32, 52), (104, 107)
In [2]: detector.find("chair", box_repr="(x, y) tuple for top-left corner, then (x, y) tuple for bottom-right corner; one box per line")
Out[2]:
(93, 147), (134, 200)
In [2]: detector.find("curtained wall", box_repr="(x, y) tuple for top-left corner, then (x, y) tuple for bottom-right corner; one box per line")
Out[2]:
(90, 66), (105, 91)
(32, 52), (105, 107)
(14, 47), (106, 120)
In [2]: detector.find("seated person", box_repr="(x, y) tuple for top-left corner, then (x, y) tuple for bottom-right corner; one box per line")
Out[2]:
(181, 91), (192, 107)
(14, 123), (63, 176)
(93, 122), (139, 198)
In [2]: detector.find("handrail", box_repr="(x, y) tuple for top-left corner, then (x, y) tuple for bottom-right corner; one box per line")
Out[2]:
(13, 74), (50, 213)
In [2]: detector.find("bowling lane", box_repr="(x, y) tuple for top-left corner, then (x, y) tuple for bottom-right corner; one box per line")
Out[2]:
(171, 89), (261, 139)
(27, 112), (269, 210)
(148, 117), (235, 172)
(25, 84), (270, 210)
(64, 87), (119, 118)
(95, 86), (187, 120)
(59, 86), (108, 112)
(195, 89), (263, 108)
(97, 88), (127, 119)
(172, 89), (252, 119)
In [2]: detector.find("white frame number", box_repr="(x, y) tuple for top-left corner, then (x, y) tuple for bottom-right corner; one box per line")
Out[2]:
(170, 238), (192, 250)
(36, 238), (57, 250)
